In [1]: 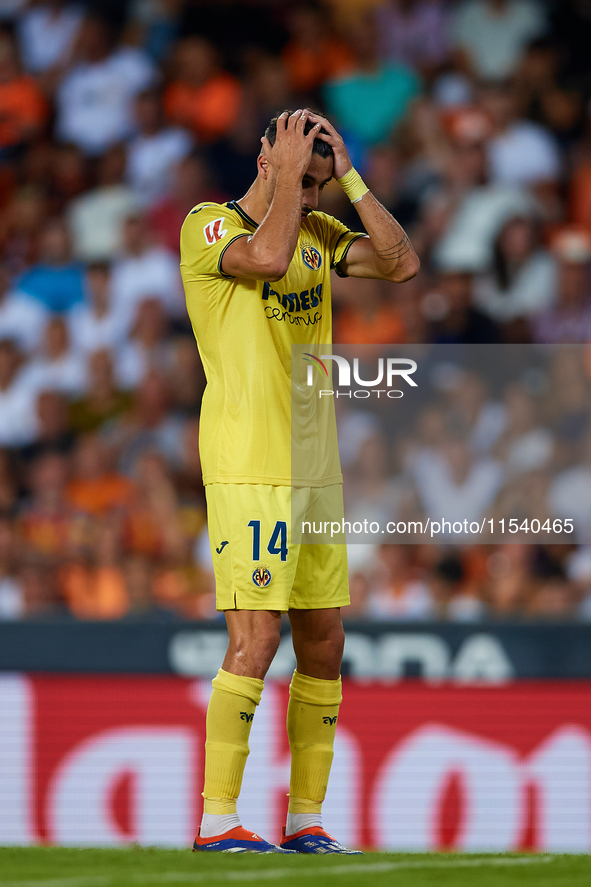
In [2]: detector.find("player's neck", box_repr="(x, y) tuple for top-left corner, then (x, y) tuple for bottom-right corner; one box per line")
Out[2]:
(236, 179), (268, 226)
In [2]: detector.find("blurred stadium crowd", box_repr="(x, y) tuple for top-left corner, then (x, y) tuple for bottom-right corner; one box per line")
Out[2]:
(339, 344), (591, 622)
(0, 0), (591, 621)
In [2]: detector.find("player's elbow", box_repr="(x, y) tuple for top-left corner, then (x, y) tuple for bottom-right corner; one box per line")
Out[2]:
(389, 255), (420, 283)
(260, 260), (290, 282)
(247, 246), (290, 281)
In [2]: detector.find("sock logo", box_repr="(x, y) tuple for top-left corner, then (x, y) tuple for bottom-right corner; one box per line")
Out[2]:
(216, 541), (229, 554)
(323, 716), (338, 725)
(240, 712), (254, 722)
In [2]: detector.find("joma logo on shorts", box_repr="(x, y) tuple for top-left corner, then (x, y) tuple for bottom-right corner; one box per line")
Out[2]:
(240, 712), (254, 722)
(323, 716), (337, 725)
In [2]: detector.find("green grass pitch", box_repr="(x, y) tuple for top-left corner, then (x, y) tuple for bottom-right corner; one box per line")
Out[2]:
(1, 848), (591, 887)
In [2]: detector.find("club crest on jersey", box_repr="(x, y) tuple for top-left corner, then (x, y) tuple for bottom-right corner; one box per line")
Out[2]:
(252, 566), (272, 587)
(301, 244), (322, 270)
(203, 217), (227, 244)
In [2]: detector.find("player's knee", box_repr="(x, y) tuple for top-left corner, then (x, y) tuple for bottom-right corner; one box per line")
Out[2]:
(313, 625), (345, 670)
(328, 624), (345, 664)
(230, 627), (281, 674)
(258, 629), (282, 664)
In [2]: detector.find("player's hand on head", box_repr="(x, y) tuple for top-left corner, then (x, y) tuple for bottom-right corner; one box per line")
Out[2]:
(260, 109), (322, 180)
(306, 112), (352, 180)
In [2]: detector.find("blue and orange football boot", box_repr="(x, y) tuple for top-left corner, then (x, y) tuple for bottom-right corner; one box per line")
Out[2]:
(280, 826), (363, 854)
(193, 826), (295, 854)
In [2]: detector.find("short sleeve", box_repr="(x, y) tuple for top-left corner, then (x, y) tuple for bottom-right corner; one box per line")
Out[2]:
(180, 204), (250, 280)
(319, 214), (367, 278)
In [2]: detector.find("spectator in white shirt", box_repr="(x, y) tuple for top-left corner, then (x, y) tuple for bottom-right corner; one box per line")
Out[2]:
(0, 339), (38, 447)
(0, 265), (48, 353)
(68, 145), (139, 261)
(441, 369), (507, 455)
(450, 0), (547, 82)
(493, 383), (554, 478)
(409, 433), (504, 531)
(431, 133), (537, 272)
(55, 14), (156, 156)
(367, 545), (435, 620)
(115, 297), (174, 390)
(126, 87), (193, 207)
(343, 432), (406, 542)
(20, 316), (86, 398)
(111, 213), (184, 320)
(482, 81), (561, 186)
(474, 215), (557, 321)
(68, 262), (130, 355)
(549, 430), (591, 544)
(18, 0), (83, 75)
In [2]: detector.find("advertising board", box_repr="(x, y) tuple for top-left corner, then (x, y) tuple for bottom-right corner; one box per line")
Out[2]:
(2, 675), (590, 852)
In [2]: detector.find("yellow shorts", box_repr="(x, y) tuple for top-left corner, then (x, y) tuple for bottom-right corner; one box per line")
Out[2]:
(205, 483), (350, 612)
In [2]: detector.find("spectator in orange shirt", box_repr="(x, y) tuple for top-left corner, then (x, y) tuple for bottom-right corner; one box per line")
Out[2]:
(153, 557), (215, 619)
(570, 158), (591, 236)
(0, 34), (47, 155)
(65, 433), (135, 518)
(59, 519), (130, 619)
(122, 451), (185, 560)
(281, 4), (354, 98)
(333, 276), (407, 344)
(164, 37), (241, 143)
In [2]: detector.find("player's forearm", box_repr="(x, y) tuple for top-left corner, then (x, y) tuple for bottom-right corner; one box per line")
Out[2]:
(354, 192), (420, 283)
(248, 171), (302, 281)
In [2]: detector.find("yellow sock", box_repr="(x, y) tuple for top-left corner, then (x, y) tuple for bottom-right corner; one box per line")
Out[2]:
(202, 668), (264, 815)
(287, 670), (342, 814)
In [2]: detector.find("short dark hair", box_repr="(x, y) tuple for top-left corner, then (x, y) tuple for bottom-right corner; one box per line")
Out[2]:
(264, 110), (333, 160)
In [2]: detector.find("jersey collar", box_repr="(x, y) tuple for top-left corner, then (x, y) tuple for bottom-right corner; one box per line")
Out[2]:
(226, 200), (258, 229)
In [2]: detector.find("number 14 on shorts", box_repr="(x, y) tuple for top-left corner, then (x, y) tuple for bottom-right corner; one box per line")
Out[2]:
(248, 520), (288, 561)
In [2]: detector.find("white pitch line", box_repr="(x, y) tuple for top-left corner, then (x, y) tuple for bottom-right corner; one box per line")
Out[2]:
(149, 855), (556, 883)
(220, 856), (556, 881)
(0, 855), (555, 887)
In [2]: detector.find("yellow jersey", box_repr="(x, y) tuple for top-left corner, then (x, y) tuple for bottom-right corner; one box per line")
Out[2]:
(180, 200), (365, 485)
